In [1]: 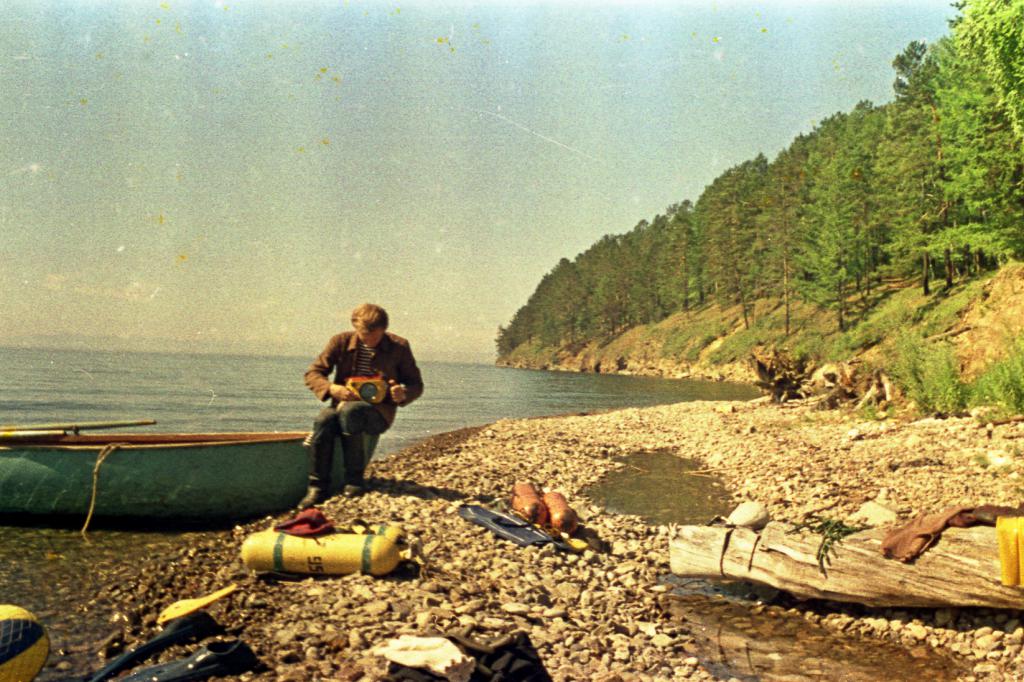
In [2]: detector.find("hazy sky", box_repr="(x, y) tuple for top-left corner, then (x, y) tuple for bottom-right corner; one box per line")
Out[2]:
(0, 0), (955, 362)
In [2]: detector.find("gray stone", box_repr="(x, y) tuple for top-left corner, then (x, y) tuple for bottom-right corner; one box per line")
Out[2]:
(975, 633), (1002, 653)
(274, 628), (300, 645)
(501, 602), (531, 615)
(906, 624), (928, 640)
(455, 598), (485, 614)
(554, 583), (582, 602)
(726, 501), (770, 530)
(651, 633), (673, 648)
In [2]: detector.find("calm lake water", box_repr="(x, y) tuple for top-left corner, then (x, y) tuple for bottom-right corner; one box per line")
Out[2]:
(0, 346), (757, 454)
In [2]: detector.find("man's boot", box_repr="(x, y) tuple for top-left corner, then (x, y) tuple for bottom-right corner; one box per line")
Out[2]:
(340, 434), (368, 497)
(297, 437), (333, 509)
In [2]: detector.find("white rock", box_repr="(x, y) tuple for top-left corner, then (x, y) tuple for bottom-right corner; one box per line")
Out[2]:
(726, 501), (770, 530)
(500, 602), (531, 615)
(986, 451), (1012, 468)
(906, 624), (928, 640)
(651, 633), (673, 648)
(636, 622), (658, 637)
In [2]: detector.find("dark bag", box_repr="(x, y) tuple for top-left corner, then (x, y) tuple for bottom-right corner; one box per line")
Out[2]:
(383, 630), (552, 682)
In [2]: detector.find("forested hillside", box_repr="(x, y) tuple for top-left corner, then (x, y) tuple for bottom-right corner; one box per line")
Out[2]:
(496, 1), (1024, 379)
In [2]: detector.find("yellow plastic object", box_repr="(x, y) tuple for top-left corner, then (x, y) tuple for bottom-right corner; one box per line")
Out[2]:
(241, 525), (404, 576)
(996, 517), (1022, 586)
(0, 605), (49, 682)
(156, 584), (239, 626)
(563, 537), (589, 553)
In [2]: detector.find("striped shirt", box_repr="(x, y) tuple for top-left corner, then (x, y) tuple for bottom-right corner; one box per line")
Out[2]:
(354, 341), (377, 376)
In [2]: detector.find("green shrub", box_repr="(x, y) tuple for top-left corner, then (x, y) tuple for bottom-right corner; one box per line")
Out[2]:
(918, 277), (991, 337)
(972, 336), (1024, 415)
(707, 324), (774, 364)
(686, 334), (719, 361)
(789, 331), (827, 363)
(888, 334), (969, 415)
(659, 319), (728, 361)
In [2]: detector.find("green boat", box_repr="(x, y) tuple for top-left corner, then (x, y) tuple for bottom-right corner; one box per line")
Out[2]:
(0, 425), (378, 523)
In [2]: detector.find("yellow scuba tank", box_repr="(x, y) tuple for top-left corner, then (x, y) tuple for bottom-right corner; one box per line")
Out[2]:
(240, 524), (404, 576)
(0, 605), (49, 682)
(997, 516), (1022, 586)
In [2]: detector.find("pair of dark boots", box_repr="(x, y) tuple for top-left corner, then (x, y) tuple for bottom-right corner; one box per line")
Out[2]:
(297, 434), (368, 509)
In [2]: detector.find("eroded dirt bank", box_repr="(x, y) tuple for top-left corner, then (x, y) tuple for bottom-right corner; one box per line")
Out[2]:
(70, 400), (1024, 681)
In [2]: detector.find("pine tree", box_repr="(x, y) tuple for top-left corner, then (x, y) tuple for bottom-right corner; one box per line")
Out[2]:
(874, 41), (946, 294)
(938, 33), (1024, 268)
(799, 114), (860, 331)
(958, 0), (1024, 143)
(759, 136), (812, 335)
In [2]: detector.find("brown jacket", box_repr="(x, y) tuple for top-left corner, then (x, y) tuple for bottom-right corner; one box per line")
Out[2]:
(304, 331), (424, 426)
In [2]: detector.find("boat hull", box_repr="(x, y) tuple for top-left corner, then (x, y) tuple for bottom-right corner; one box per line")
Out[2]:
(0, 432), (377, 522)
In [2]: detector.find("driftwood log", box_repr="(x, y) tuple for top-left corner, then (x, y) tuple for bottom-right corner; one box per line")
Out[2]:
(752, 348), (810, 403)
(751, 349), (865, 407)
(669, 522), (1024, 609)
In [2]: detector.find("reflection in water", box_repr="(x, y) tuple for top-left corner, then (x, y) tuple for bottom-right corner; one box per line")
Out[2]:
(588, 452), (968, 681)
(584, 450), (734, 526)
(0, 525), (223, 681)
(662, 582), (968, 682)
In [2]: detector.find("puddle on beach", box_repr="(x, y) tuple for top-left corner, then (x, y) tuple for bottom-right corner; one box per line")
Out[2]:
(0, 524), (224, 681)
(585, 449), (734, 525)
(589, 451), (969, 681)
(662, 579), (968, 681)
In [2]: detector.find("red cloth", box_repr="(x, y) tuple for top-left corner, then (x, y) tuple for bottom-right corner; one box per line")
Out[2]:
(881, 504), (1024, 562)
(273, 508), (336, 537)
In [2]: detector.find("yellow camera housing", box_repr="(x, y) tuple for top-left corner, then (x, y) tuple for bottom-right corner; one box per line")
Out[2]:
(345, 375), (388, 404)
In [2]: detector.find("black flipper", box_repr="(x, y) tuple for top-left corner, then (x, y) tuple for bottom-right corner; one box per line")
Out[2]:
(457, 504), (571, 551)
(86, 612), (222, 682)
(119, 640), (258, 682)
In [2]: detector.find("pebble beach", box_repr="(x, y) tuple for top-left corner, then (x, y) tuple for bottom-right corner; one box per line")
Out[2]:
(70, 398), (1024, 681)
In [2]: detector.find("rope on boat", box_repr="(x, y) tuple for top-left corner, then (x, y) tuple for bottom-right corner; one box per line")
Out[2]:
(81, 443), (123, 539)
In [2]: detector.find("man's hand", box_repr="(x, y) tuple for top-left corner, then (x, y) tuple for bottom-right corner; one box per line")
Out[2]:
(329, 383), (358, 402)
(389, 379), (407, 404)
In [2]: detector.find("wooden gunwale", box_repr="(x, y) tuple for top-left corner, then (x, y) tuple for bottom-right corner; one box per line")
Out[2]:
(1, 432), (308, 449)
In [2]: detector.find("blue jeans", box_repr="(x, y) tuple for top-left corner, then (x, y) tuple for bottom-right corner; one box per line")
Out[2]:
(313, 401), (389, 438)
(309, 402), (388, 486)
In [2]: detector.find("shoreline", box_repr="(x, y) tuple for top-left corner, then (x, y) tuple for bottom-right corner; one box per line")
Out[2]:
(65, 398), (1024, 681)
(494, 358), (756, 385)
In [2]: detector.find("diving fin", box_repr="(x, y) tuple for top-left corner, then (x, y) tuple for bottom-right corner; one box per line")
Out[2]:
(86, 611), (223, 682)
(120, 640), (258, 681)
(457, 504), (572, 552)
(156, 585), (238, 626)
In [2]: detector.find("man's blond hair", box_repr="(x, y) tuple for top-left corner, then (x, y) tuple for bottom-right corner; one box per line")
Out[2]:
(351, 303), (389, 332)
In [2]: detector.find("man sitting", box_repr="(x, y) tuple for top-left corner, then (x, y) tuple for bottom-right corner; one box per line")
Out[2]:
(300, 303), (424, 507)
